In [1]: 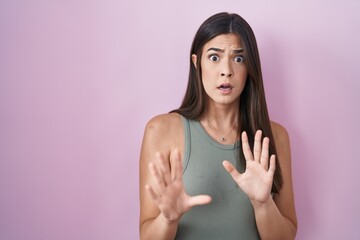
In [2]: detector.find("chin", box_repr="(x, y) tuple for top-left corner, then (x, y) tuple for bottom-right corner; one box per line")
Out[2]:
(213, 98), (239, 105)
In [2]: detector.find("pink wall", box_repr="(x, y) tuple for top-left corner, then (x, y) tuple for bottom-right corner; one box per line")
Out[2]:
(0, 1), (359, 239)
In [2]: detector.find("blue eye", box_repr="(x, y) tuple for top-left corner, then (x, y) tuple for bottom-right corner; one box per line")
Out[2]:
(234, 56), (244, 63)
(209, 55), (219, 61)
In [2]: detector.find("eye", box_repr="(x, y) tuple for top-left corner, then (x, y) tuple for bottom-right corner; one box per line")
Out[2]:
(234, 56), (244, 63)
(209, 54), (220, 62)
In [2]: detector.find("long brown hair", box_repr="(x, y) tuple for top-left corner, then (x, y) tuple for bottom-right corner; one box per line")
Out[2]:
(171, 12), (283, 193)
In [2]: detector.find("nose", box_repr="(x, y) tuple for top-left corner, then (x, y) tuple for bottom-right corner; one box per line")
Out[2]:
(220, 61), (233, 78)
(221, 72), (233, 77)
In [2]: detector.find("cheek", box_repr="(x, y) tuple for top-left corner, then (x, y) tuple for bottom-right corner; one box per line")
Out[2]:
(235, 67), (248, 80)
(201, 65), (217, 80)
(201, 71), (215, 93)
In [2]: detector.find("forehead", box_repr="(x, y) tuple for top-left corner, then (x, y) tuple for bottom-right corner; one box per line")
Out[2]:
(203, 33), (243, 50)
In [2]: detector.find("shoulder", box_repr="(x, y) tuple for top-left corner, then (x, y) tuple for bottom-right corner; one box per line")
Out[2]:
(144, 112), (183, 136)
(141, 112), (184, 154)
(270, 121), (290, 149)
(270, 121), (291, 166)
(270, 122), (292, 195)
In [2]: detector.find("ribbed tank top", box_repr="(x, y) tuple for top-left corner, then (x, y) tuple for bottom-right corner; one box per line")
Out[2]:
(175, 117), (260, 240)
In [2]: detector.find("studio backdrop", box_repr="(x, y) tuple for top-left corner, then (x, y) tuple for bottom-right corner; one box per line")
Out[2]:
(0, 0), (359, 239)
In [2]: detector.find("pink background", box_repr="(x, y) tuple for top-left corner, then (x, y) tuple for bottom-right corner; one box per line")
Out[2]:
(0, 0), (359, 239)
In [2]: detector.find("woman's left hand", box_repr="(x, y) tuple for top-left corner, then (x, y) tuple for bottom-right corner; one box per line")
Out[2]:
(223, 130), (276, 204)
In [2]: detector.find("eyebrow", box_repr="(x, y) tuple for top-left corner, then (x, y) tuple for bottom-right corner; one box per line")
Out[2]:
(207, 47), (244, 53)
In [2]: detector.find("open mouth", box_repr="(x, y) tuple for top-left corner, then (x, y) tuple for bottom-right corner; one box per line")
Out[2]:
(217, 83), (233, 90)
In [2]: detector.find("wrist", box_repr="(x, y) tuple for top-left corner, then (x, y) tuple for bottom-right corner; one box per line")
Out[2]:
(159, 212), (181, 226)
(250, 194), (273, 210)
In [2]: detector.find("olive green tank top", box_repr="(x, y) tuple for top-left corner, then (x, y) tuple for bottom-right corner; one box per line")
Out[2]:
(175, 117), (260, 240)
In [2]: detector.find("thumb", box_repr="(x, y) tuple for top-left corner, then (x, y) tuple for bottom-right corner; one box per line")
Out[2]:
(223, 160), (242, 181)
(187, 195), (212, 207)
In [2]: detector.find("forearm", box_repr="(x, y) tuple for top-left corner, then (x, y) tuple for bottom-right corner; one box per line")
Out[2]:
(140, 214), (179, 240)
(253, 197), (297, 240)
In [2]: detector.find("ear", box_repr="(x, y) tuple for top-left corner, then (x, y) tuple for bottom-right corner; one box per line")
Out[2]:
(191, 54), (197, 68)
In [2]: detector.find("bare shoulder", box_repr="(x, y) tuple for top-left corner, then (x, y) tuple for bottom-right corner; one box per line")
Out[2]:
(141, 112), (184, 156)
(145, 112), (183, 131)
(144, 112), (183, 139)
(270, 121), (291, 168)
(270, 121), (290, 150)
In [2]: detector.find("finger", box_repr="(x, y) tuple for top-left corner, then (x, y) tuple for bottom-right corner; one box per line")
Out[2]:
(156, 152), (172, 185)
(241, 131), (254, 161)
(268, 155), (276, 177)
(223, 160), (242, 182)
(253, 130), (262, 163)
(145, 184), (160, 204)
(187, 195), (212, 207)
(148, 162), (166, 192)
(170, 149), (183, 181)
(260, 137), (270, 169)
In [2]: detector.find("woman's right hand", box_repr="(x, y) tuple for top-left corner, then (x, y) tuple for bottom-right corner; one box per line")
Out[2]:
(145, 149), (212, 222)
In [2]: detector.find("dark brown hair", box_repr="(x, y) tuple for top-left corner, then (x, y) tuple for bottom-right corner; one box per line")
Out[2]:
(171, 12), (283, 193)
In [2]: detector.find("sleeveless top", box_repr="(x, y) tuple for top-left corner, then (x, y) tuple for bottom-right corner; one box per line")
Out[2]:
(175, 117), (260, 240)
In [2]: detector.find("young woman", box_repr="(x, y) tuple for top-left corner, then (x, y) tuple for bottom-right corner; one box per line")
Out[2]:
(139, 12), (297, 240)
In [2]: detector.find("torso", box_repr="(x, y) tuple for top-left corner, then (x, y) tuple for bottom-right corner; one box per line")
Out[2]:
(174, 116), (260, 239)
(140, 113), (297, 239)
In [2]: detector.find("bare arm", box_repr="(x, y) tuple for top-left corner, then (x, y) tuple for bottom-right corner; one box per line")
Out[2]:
(253, 123), (297, 239)
(139, 114), (211, 240)
(223, 123), (297, 239)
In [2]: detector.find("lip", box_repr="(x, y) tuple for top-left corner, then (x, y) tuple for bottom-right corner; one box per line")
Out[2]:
(217, 83), (233, 94)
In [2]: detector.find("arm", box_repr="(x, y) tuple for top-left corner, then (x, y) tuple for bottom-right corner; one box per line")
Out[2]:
(139, 114), (211, 240)
(223, 124), (297, 240)
(252, 123), (297, 239)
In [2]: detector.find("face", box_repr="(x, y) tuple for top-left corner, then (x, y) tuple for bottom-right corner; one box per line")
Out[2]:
(192, 33), (248, 106)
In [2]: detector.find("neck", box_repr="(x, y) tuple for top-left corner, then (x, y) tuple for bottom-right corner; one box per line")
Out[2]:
(200, 102), (239, 130)
(198, 101), (240, 143)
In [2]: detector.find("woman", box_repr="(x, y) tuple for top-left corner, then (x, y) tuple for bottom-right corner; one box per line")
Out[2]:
(139, 12), (297, 239)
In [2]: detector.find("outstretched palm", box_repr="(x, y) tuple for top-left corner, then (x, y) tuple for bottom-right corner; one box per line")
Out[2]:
(145, 150), (212, 222)
(223, 130), (276, 203)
